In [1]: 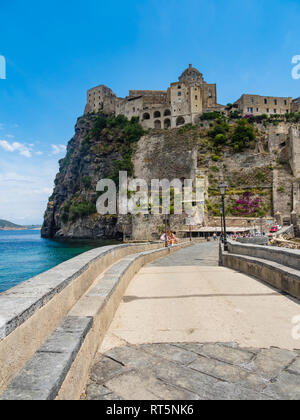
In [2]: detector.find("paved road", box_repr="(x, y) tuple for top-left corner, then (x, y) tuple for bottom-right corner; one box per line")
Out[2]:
(84, 242), (300, 400)
(85, 342), (300, 400)
(149, 241), (219, 267)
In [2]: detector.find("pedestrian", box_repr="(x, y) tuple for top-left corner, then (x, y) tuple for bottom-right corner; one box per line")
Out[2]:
(167, 230), (178, 246)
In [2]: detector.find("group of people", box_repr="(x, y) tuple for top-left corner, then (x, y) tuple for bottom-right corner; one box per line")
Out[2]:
(214, 231), (266, 242)
(160, 230), (179, 246)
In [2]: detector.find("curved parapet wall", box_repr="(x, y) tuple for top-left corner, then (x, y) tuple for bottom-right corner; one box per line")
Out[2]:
(222, 240), (300, 300)
(227, 240), (300, 271)
(0, 241), (192, 400)
(0, 242), (168, 394)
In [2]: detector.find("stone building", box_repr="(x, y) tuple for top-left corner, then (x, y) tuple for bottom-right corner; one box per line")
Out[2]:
(234, 94), (292, 116)
(291, 97), (300, 113)
(84, 65), (222, 128)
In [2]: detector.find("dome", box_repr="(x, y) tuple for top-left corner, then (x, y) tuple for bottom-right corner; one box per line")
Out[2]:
(179, 64), (204, 83)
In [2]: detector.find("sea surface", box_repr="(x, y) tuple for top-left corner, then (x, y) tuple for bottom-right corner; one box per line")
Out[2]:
(0, 230), (118, 293)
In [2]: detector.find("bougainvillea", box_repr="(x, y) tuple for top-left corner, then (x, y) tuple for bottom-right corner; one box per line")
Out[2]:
(233, 192), (262, 216)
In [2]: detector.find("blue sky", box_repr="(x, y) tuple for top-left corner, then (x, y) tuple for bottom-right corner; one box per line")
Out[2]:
(0, 0), (299, 224)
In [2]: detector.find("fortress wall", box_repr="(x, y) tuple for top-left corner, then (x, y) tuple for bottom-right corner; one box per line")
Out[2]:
(289, 126), (300, 178)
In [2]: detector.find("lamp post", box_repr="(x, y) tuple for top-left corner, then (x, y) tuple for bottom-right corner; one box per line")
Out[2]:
(164, 215), (168, 248)
(220, 207), (223, 240)
(260, 216), (263, 236)
(218, 183), (228, 251)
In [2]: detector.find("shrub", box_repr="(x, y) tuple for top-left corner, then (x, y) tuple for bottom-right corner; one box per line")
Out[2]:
(200, 111), (223, 121)
(233, 192), (262, 216)
(211, 154), (220, 162)
(82, 176), (92, 189)
(229, 110), (243, 119)
(69, 201), (97, 221)
(230, 119), (255, 152)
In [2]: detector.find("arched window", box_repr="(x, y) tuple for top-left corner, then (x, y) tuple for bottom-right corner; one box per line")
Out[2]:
(164, 109), (171, 116)
(154, 111), (161, 118)
(143, 113), (150, 120)
(176, 116), (185, 126)
(164, 118), (171, 129)
(154, 120), (161, 129)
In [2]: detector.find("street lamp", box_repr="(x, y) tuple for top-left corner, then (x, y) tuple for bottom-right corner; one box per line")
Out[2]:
(220, 207), (223, 239)
(260, 216), (263, 236)
(164, 215), (168, 248)
(218, 183), (228, 251)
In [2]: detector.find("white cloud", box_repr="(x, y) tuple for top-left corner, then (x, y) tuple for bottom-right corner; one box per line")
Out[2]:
(0, 140), (32, 158)
(0, 160), (59, 225)
(5, 134), (14, 139)
(35, 151), (43, 155)
(51, 144), (66, 155)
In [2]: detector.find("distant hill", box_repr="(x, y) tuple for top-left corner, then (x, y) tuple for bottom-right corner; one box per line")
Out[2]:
(0, 219), (23, 229)
(0, 219), (41, 230)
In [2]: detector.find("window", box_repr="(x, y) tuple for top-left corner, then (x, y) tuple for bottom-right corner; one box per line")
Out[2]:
(266, 108), (270, 113)
(154, 120), (161, 129)
(164, 109), (171, 116)
(154, 111), (161, 118)
(251, 98), (254, 103)
(264, 99), (267, 104)
(286, 110), (289, 113)
(195, 95), (198, 100)
(178, 85), (181, 89)
(143, 113), (150, 120)
(274, 99), (277, 105)
(164, 118), (171, 129)
(274, 109), (277, 113)
(247, 107), (253, 113)
(284, 100), (287, 105)
(176, 116), (185, 126)
(178, 91), (181, 96)
(256, 108), (259, 112)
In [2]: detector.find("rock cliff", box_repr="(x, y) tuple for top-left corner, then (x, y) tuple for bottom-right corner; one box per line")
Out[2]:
(42, 111), (300, 240)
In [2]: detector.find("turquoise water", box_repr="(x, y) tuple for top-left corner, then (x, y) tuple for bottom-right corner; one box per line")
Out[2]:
(0, 230), (118, 293)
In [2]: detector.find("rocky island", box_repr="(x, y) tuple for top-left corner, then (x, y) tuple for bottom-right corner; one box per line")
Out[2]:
(42, 66), (300, 241)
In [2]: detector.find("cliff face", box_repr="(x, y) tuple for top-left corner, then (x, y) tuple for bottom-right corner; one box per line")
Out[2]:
(42, 111), (300, 240)
(41, 113), (140, 239)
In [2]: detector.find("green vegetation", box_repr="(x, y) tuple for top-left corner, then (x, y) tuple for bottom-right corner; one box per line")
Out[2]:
(61, 199), (97, 222)
(200, 111), (223, 121)
(82, 176), (92, 189)
(230, 119), (256, 152)
(69, 201), (97, 221)
(229, 110), (243, 119)
(91, 113), (144, 185)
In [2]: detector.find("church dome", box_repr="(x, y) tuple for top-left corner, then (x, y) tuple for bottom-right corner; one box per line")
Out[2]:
(179, 64), (204, 83)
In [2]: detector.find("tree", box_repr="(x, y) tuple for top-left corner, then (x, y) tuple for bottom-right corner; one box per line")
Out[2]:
(230, 119), (255, 151)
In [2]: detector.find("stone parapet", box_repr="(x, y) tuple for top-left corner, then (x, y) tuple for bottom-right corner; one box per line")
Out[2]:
(221, 240), (300, 300)
(0, 242), (167, 394)
(0, 241), (192, 399)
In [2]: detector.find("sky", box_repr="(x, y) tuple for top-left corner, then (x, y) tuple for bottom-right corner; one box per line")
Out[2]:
(0, 0), (299, 224)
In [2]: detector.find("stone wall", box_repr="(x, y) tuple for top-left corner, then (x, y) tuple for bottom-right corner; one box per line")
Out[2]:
(222, 240), (300, 300)
(289, 126), (300, 178)
(234, 94), (292, 116)
(84, 65), (218, 129)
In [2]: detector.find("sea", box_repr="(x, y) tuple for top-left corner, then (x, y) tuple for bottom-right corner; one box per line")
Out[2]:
(0, 230), (118, 293)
